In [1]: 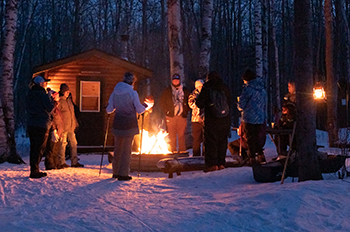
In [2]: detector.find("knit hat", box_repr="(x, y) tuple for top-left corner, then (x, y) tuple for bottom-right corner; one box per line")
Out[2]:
(33, 76), (50, 84)
(123, 72), (135, 85)
(242, 69), (256, 81)
(172, 74), (180, 80)
(59, 83), (69, 94)
(195, 79), (204, 89)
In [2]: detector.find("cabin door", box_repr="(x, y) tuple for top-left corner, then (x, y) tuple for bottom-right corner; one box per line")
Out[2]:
(76, 78), (105, 147)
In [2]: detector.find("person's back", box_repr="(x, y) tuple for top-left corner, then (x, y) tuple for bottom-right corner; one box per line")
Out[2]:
(237, 69), (267, 164)
(196, 71), (231, 172)
(238, 78), (266, 125)
(27, 84), (54, 129)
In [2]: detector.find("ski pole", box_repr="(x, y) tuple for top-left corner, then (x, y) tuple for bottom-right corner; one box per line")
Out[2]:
(138, 113), (145, 177)
(99, 114), (110, 176)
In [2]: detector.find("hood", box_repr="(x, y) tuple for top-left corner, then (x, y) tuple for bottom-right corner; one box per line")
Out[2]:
(246, 78), (265, 90)
(113, 81), (134, 95)
(203, 78), (225, 91)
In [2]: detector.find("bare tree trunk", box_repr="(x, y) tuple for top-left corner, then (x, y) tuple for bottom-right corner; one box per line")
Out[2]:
(325, 0), (338, 146)
(0, 0), (24, 164)
(270, 0), (281, 121)
(72, 0), (82, 54)
(198, 0), (213, 80)
(254, 0), (263, 78)
(142, 0), (149, 68)
(336, 0), (350, 83)
(294, 0), (322, 181)
(167, 0), (184, 83)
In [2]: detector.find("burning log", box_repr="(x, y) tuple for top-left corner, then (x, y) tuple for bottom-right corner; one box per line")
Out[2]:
(157, 156), (242, 178)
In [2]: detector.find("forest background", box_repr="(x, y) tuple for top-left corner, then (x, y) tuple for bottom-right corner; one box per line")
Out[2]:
(2, 0), (343, 126)
(0, 0), (349, 180)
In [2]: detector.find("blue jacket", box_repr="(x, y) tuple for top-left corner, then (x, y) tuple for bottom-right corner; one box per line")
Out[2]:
(237, 78), (267, 124)
(26, 85), (55, 129)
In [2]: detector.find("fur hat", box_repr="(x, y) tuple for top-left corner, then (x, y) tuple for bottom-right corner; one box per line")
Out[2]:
(59, 83), (69, 94)
(242, 69), (256, 81)
(123, 72), (135, 85)
(195, 79), (204, 89)
(33, 76), (50, 84)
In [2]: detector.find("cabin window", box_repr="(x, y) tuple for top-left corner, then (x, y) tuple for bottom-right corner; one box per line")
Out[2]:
(80, 81), (100, 112)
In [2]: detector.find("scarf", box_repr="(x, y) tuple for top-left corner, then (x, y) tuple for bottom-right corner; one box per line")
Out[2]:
(171, 84), (184, 116)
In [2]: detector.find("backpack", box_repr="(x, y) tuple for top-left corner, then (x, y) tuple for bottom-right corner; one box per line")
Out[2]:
(209, 89), (229, 118)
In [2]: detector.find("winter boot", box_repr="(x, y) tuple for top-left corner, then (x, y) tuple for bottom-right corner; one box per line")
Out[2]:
(30, 171), (47, 179)
(118, 176), (132, 181)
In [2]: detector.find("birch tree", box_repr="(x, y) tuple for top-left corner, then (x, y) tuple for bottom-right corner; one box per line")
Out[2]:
(0, 0), (24, 164)
(198, 0), (213, 80)
(254, 0), (263, 79)
(294, 0), (322, 181)
(325, 0), (338, 146)
(167, 0), (184, 83)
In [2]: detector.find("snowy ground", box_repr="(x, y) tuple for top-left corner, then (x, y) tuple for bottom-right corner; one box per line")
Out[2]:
(1, 130), (350, 231)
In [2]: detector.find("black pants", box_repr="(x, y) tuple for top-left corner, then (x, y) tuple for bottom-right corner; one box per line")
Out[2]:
(27, 126), (49, 173)
(192, 122), (204, 156)
(243, 122), (265, 159)
(204, 119), (230, 167)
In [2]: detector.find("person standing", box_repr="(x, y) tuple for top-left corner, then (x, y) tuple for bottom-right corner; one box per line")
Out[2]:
(159, 74), (190, 152)
(26, 76), (55, 178)
(188, 79), (205, 156)
(237, 69), (267, 164)
(106, 72), (153, 181)
(57, 83), (84, 168)
(196, 71), (231, 172)
(283, 81), (296, 106)
(44, 90), (64, 170)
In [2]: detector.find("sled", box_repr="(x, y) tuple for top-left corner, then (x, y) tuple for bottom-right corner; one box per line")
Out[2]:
(252, 154), (347, 183)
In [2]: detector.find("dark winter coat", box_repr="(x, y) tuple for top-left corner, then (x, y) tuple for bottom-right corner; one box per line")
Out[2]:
(26, 84), (55, 129)
(195, 78), (231, 125)
(106, 81), (146, 137)
(237, 78), (267, 124)
(195, 77), (231, 167)
(58, 96), (78, 132)
(159, 86), (190, 118)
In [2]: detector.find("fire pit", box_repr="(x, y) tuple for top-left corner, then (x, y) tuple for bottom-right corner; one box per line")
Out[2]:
(130, 152), (189, 172)
(128, 129), (188, 172)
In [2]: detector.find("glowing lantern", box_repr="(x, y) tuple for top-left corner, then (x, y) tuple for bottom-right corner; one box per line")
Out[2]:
(313, 82), (326, 100)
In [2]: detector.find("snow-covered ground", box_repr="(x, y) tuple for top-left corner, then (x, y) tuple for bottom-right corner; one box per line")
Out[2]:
(1, 130), (350, 231)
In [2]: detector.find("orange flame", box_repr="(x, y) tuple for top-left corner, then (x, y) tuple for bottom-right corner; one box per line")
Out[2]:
(139, 130), (172, 154)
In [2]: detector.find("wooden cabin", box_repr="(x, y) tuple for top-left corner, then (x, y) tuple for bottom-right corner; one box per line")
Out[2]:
(32, 49), (153, 151)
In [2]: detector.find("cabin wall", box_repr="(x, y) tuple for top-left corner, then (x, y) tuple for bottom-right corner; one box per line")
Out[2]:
(44, 57), (151, 147)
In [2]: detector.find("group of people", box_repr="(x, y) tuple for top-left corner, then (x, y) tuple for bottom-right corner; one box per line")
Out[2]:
(27, 69), (295, 179)
(159, 71), (231, 172)
(228, 80), (296, 164)
(158, 69), (296, 172)
(26, 76), (83, 179)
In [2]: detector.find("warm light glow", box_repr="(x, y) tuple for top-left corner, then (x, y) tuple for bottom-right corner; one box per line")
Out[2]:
(139, 130), (172, 154)
(313, 83), (326, 100)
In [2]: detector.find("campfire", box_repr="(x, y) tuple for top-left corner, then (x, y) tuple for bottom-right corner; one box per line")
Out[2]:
(138, 129), (172, 155)
(130, 129), (188, 172)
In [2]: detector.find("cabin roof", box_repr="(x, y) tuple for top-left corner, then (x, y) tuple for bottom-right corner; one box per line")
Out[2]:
(32, 49), (153, 78)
